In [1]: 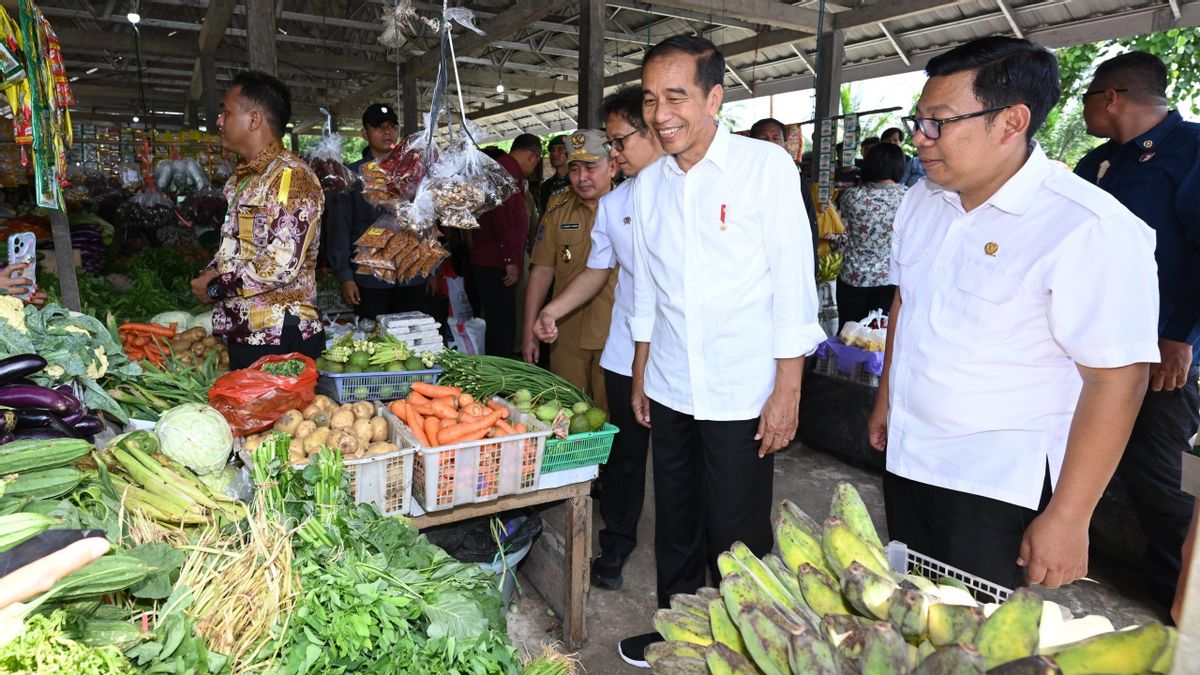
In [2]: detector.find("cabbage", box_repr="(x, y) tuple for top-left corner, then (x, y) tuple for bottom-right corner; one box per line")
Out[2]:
(190, 311), (214, 335)
(155, 403), (232, 475)
(150, 311), (193, 331)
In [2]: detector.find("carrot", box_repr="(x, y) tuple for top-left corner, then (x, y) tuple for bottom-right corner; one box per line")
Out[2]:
(431, 401), (458, 420)
(458, 393), (475, 408)
(438, 409), (502, 444)
(495, 419), (517, 436)
(485, 400), (511, 419)
(411, 382), (462, 399)
(439, 418), (457, 429)
(424, 416), (441, 446)
(457, 412), (480, 424)
(410, 403), (436, 417)
(389, 399), (407, 419)
(405, 408), (430, 447)
(513, 423), (527, 434)
(407, 391), (431, 405)
(121, 322), (177, 337)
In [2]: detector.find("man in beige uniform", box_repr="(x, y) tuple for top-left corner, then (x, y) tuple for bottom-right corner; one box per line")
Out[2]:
(522, 129), (617, 411)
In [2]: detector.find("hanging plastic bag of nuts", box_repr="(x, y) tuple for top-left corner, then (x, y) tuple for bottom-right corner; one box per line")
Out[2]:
(426, 121), (519, 229)
(304, 133), (358, 196)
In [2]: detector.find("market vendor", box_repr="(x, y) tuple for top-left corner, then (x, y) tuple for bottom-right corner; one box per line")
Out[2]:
(189, 71), (325, 370)
(522, 129), (616, 410)
(868, 37), (1159, 591)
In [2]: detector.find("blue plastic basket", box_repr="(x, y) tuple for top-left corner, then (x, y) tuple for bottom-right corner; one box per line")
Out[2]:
(317, 368), (443, 403)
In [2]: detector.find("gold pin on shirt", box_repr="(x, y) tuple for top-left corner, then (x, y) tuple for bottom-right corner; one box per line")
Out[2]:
(984, 242), (999, 257)
(561, 246), (572, 263)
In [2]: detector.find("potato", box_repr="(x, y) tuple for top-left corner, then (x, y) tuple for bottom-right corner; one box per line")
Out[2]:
(313, 411), (331, 428)
(304, 427), (331, 452)
(331, 429), (359, 455)
(369, 416), (388, 443)
(312, 395), (336, 410)
(294, 420), (317, 440)
(288, 448), (307, 464)
(243, 433), (264, 452)
(301, 403), (323, 420)
(190, 341), (207, 356)
(274, 410), (304, 435)
(338, 403), (355, 415)
(365, 442), (400, 457)
(183, 326), (207, 341)
(201, 336), (218, 347)
(352, 418), (374, 447)
(352, 401), (375, 420)
(330, 409), (355, 430)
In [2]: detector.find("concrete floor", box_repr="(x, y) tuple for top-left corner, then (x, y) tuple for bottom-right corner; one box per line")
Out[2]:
(505, 444), (1166, 673)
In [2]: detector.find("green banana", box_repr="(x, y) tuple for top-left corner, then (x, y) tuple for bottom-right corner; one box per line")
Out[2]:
(705, 642), (764, 675)
(696, 586), (723, 602)
(1050, 621), (1171, 675)
(976, 587), (1043, 669)
(778, 498), (823, 540)
(729, 542), (804, 611)
(822, 517), (892, 579)
(888, 586), (931, 639)
(830, 482), (884, 550)
(738, 606), (799, 675)
(927, 603), (985, 647)
(645, 640), (708, 667)
(788, 628), (854, 675)
(653, 608), (714, 647)
(918, 640), (936, 661)
(985, 656), (1062, 674)
(821, 614), (876, 661)
(859, 620), (909, 675)
(670, 593), (713, 621)
(911, 644), (986, 675)
(647, 654), (710, 674)
(903, 574), (937, 593)
(1152, 625), (1176, 674)
(776, 511), (835, 578)
(709, 597), (749, 656)
(840, 561), (900, 620)
(763, 553), (807, 607)
(797, 563), (853, 618)
(719, 565), (810, 634)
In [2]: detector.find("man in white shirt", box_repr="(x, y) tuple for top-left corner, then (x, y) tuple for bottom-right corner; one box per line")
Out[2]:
(622, 35), (825, 667)
(533, 86), (663, 593)
(870, 36), (1160, 591)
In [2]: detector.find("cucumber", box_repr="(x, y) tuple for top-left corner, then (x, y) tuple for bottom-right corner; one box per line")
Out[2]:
(5, 467), (85, 500)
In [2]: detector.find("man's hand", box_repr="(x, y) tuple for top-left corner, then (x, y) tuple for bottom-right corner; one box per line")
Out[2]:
(631, 375), (651, 429)
(1151, 339), (1192, 392)
(868, 399), (889, 451)
(521, 331), (540, 364)
(425, 275), (440, 296)
(502, 264), (519, 287)
(755, 387), (800, 457)
(340, 280), (361, 306)
(1018, 510), (1089, 589)
(190, 269), (220, 304)
(532, 310), (559, 343)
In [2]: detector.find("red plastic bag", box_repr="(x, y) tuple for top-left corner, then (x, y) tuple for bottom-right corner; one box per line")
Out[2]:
(208, 353), (318, 437)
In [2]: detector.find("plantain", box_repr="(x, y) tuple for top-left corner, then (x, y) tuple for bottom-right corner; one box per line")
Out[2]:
(976, 587), (1043, 669)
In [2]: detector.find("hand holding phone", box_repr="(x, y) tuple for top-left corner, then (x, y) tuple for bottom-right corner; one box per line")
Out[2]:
(5, 233), (36, 301)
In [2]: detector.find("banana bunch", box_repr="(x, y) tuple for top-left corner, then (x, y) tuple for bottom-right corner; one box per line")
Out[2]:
(647, 482), (1176, 675)
(817, 252), (844, 283)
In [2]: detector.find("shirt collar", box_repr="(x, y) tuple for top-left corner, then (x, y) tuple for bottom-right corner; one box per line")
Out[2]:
(235, 140), (284, 181)
(929, 141), (1051, 216)
(1128, 109), (1182, 153)
(662, 121), (729, 177)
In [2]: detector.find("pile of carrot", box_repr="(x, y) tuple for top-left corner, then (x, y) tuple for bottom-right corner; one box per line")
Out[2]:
(119, 322), (178, 366)
(388, 381), (527, 447)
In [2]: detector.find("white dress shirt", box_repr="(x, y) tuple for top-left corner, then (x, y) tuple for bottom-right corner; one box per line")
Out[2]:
(630, 124), (825, 421)
(587, 179), (636, 377)
(887, 143), (1160, 510)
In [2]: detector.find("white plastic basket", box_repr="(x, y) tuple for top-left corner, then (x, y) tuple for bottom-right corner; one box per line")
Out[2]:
(885, 540), (1013, 604)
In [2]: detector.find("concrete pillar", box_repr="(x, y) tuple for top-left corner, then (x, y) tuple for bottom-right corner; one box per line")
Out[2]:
(577, 0), (605, 130)
(811, 30), (845, 183)
(201, 55), (219, 127)
(246, 0), (277, 75)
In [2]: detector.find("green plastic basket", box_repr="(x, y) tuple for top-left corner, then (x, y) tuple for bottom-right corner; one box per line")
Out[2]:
(540, 423), (619, 473)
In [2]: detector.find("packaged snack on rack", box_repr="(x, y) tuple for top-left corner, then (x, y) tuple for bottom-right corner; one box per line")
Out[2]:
(304, 133), (358, 196)
(425, 125), (518, 230)
(364, 129), (438, 207)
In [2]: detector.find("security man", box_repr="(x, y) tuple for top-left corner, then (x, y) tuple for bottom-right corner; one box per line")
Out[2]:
(521, 129), (617, 411)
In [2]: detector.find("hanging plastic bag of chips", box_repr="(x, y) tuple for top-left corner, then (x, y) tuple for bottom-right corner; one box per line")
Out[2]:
(304, 133), (358, 196)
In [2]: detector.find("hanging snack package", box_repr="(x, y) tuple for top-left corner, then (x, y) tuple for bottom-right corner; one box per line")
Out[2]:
(364, 128), (438, 207)
(426, 125), (518, 230)
(304, 133), (358, 196)
(352, 184), (447, 283)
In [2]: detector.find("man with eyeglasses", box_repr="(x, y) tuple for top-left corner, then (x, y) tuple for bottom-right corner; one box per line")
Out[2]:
(1075, 51), (1200, 619)
(867, 37), (1159, 591)
(522, 129), (618, 411)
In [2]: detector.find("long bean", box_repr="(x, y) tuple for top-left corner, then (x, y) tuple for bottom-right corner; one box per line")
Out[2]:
(436, 351), (591, 406)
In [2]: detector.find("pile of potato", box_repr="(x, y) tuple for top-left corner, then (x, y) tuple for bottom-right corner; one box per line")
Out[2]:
(169, 326), (231, 369)
(243, 394), (404, 464)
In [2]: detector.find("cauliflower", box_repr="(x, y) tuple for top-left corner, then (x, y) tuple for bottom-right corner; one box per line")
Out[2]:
(0, 296), (27, 333)
(87, 347), (108, 379)
(44, 364), (65, 379)
(63, 325), (90, 335)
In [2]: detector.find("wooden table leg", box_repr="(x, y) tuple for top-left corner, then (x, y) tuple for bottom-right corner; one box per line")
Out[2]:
(564, 493), (592, 649)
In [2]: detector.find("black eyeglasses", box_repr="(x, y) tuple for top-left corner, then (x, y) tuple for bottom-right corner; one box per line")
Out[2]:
(901, 105), (1012, 140)
(1081, 87), (1128, 101)
(602, 128), (642, 153)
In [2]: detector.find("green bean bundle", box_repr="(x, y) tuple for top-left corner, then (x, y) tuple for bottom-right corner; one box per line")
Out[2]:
(436, 351), (591, 407)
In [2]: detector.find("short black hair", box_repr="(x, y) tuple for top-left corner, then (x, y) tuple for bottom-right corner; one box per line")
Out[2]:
(481, 146), (507, 160)
(924, 36), (1060, 140)
(548, 134), (566, 149)
(881, 127), (903, 142)
(861, 142), (906, 183)
(860, 136), (880, 152)
(510, 133), (543, 155)
(750, 117), (786, 139)
(643, 35), (724, 94)
(1093, 51), (1169, 102)
(602, 86), (646, 131)
(231, 71), (291, 138)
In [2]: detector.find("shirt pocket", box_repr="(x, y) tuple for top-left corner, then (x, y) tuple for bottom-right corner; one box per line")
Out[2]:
(932, 262), (1024, 344)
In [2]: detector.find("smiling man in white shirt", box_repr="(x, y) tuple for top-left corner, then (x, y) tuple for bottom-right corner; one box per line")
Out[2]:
(619, 35), (824, 667)
(869, 36), (1160, 591)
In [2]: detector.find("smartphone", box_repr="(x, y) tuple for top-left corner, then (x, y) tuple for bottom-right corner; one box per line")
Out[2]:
(6, 232), (35, 300)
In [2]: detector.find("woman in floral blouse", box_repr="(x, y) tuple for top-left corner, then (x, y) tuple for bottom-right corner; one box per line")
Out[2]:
(836, 142), (907, 330)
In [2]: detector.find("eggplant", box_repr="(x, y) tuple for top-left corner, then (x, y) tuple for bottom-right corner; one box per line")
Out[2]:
(0, 355), (47, 387)
(72, 415), (104, 436)
(13, 409), (55, 430)
(12, 427), (72, 441)
(61, 409), (86, 426)
(0, 385), (77, 414)
(0, 432), (11, 445)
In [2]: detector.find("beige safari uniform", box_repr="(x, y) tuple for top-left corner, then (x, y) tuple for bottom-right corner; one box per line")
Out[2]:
(531, 188), (616, 411)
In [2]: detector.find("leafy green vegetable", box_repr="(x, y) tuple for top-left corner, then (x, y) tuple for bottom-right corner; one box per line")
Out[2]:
(0, 609), (133, 673)
(124, 542), (186, 600)
(261, 359), (306, 377)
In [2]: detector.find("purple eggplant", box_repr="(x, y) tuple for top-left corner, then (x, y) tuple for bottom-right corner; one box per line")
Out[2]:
(72, 415), (104, 436)
(12, 427), (72, 441)
(0, 355), (47, 387)
(61, 409), (86, 426)
(0, 432), (12, 445)
(14, 409), (55, 430)
(0, 385), (78, 414)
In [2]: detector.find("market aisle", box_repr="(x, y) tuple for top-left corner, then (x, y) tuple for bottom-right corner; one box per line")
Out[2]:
(506, 443), (1166, 672)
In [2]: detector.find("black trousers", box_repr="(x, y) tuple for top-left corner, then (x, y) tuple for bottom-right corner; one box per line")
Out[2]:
(597, 369), (652, 560)
(1115, 366), (1200, 607)
(227, 325), (326, 371)
(836, 281), (895, 331)
(883, 470), (1051, 591)
(356, 284), (435, 321)
(471, 265), (517, 358)
(650, 399), (774, 608)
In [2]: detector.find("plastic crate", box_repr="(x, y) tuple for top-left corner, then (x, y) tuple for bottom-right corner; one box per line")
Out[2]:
(317, 368), (443, 403)
(811, 347), (880, 388)
(541, 423), (619, 473)
(885, 540), (1012, 604)
(408, 399), (551, 512)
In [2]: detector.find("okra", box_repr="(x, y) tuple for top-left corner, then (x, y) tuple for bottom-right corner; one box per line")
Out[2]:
(0, 512), (56, 552)
(0, 438), (92, 474)
(5, 467), (84, 500)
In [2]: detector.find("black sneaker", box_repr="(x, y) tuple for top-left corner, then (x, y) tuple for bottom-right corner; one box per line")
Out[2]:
(618, 631), (662, 668)
(591, 552), (626, 590)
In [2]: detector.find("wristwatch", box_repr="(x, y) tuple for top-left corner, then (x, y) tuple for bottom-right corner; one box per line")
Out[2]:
(206, 277), (223, 301)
